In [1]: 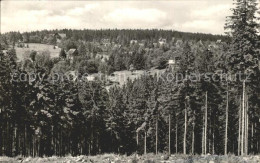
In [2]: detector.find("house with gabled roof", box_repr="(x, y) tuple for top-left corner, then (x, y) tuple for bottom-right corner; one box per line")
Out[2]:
(54, 33), (66, 43)
(66, 49), (78, 63)
(158, 38), (167, 46)
(54, 33), (66, 39)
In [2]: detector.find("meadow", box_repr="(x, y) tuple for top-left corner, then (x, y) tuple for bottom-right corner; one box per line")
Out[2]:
(15, 43), (61, 61)
(0, 154), (259, 163)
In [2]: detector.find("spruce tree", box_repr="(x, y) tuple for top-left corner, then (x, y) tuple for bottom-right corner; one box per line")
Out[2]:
(225, 0), (260, 155)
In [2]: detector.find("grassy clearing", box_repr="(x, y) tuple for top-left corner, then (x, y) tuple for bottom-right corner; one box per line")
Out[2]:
(15, 43), (61, 61)
(0, 154), (259, 163)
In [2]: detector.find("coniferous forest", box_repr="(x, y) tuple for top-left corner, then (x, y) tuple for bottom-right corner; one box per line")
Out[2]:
(0, 0), (260, 158)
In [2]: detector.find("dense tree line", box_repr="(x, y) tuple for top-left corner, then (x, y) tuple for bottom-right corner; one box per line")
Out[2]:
(1, 29), (229, 47)
(0, 0), (260, 157)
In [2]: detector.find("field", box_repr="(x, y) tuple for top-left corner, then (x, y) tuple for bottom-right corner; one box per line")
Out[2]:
(0, 154), (259, 163)
(15, 43), (61, 61)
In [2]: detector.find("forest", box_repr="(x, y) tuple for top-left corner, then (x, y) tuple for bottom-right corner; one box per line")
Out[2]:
(0, 0), (260, 158)
(1, 28), (229, 47)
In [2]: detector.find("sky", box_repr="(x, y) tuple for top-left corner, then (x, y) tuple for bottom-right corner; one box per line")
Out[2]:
(1, 0), (235, 35)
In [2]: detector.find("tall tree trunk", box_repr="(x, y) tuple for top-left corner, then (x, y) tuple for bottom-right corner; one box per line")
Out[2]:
(241, 80), (245, 155)
(245, 93), (247, 155)
(175, 118), (178, 154)
(192, 122), (195, 154)
(13, 125), (16, 156)
(202, 113), (205, 155)
(209, 119), (211, 154)
(251, 123), (253, 154)
(0, 112), (2, 156)
(204, 91), (208, 155)
(225, 85), (229, 155)
(246, 112), (249, 155)
(238, 95), (241, 155)
(156, 116), (158, 155)
(245, 93), (249, 155)
(91, 119), (94, 155)
(136, 132), (139, 146)
(144, 132), (147, 155)
(169, 114), (171, 155)
(23, 124), (26, 156)
(183, 99), (187, 155)
(212, 129), (215, 154)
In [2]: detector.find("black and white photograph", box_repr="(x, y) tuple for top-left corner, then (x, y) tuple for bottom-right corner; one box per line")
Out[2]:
(0, 0), (260, 162)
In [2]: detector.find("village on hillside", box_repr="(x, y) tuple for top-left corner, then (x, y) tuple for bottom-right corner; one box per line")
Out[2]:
(1, 31), (227, 90)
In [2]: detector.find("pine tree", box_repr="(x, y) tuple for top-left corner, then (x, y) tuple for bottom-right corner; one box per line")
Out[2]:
(226, 0), (260, 155)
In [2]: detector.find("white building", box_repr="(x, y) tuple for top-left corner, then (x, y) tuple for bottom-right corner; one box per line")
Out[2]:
(159, 38), (167, 46)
